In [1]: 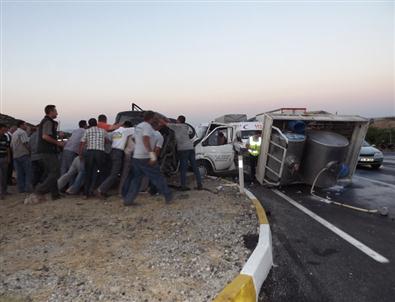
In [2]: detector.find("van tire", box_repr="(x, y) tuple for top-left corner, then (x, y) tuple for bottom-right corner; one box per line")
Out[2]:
(197, 161), (212, 178)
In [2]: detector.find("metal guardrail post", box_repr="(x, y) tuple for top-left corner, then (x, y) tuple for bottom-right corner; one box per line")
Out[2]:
(238, 155), (245, 194)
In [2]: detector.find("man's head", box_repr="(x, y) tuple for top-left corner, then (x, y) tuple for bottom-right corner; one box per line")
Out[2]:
(143, 110), (155, 123)
(79, 120), (87, 129)
(123, 121), (132, 128)
(98, 114), (107, 123)
(88, 118), (97, 127)
(9, 125), (17, 133)
(0, 123), (7, 135)
(16, 120), (27, 130)
(151, 120), (160, 131)
(45, 105), (58, 119)
(177, 115), (186, 124)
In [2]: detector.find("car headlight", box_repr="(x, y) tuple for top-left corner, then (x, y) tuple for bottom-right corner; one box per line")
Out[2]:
(374, 152), (383, 159)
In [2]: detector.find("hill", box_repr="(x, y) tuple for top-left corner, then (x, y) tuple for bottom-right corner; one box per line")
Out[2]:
(0, 113), (34, 128)
(371, 117), (395, 129)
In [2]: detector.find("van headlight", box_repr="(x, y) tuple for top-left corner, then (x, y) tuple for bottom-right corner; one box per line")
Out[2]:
(374, 151), (383, 159)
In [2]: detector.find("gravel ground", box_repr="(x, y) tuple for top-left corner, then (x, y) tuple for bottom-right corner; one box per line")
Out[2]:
(0, 178), (258, 302)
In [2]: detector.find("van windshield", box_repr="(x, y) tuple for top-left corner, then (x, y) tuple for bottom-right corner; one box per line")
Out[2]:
(241, 130), (261, 140)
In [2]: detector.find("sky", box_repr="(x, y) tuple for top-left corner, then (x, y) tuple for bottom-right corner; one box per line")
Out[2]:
(0, 0), (394, 129)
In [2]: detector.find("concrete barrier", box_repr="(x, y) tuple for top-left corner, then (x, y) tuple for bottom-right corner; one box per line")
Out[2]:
(213, 187), (273, 302)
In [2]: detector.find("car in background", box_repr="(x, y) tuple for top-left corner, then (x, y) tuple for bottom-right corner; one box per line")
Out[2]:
(358, 140), (384, 169)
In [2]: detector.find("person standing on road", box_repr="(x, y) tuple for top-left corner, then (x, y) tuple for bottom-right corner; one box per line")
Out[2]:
(168, 115), (202, 191)
(123, 111), (172, 205)
(0, 123), (11, 199)
(97, 121), (134, 198)
(11, 120), (32, 193)
(246, 131), (261, 182)
(80, 118), (108, 199)
(61, 120), (87, 175)
(26, 105), (64, 203)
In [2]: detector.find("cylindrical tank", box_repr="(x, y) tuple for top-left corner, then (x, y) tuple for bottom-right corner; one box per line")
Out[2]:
(301, 131), (349, 188)
(266, 132), (306, 185)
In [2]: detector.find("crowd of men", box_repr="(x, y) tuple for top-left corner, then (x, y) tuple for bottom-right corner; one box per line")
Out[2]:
(0, 105), (203, 204)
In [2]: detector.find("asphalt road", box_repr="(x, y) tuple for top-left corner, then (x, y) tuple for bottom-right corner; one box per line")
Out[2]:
(253, 152), (395, 302)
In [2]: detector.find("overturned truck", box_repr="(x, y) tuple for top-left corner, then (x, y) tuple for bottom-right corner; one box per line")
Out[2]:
(255, 108), (369, 188)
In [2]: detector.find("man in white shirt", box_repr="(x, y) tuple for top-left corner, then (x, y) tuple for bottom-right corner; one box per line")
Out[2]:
(11, 120), (31, 193)
(122, 111), (172, 205)
(97, 121), (134, 197)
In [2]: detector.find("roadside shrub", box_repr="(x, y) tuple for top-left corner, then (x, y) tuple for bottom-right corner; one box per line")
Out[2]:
(366, 127), (395, 150)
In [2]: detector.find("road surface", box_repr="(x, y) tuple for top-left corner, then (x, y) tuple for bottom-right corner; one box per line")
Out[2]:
(254, 153), (395, 302)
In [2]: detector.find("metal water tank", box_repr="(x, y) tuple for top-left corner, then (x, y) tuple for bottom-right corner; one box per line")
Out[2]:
(301, 131), (349, 188)
(266, 132), (306, 185)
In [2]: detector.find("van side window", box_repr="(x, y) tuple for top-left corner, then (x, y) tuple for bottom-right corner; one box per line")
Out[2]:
(207, 128), (228, 146)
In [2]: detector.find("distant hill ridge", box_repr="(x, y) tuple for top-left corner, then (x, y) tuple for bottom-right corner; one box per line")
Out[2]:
(371, 117), (395, 129)
(0, 113), (35, 127)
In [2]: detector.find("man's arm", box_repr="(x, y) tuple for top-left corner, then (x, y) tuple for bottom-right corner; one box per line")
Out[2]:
(143, 135), (157, 164)
(109, 123), (121, 131)
(143, 135), (152, 153)
(41, 121), (63, 147)
(154, 146), (161, 157)
(79, 141), (86, 158)
(42, 134), (63, 147)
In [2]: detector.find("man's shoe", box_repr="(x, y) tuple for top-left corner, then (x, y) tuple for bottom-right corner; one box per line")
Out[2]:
(51, 195), (62, 201)
(196, 184), (203, 190)
(179, 186), (190, 191)
(95, 189), (107, 200)
(24, 193), (46, 204)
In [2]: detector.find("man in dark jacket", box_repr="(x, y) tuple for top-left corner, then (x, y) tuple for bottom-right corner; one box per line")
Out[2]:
(25, 105), (64, 203)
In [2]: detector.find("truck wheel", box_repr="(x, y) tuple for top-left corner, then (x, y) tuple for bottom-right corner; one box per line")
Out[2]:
(197, 161), (212, 178)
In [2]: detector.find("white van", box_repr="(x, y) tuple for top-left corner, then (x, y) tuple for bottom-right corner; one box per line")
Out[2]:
(194, 121), (262, 176)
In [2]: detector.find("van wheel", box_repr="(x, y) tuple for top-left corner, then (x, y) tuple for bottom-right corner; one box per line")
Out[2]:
(197, 161), (212, 178)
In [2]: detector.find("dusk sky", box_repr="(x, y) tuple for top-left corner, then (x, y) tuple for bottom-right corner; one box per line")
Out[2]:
(1, 0), (394, 129)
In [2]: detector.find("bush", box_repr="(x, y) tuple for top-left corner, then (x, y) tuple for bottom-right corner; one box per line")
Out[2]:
(366, 127), (395, 150)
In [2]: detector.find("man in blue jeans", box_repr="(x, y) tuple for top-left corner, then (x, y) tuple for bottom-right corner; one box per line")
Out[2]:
(123, 111), (172, 206)
(168, 115), (202, 191)
(11, 120), (32, 193)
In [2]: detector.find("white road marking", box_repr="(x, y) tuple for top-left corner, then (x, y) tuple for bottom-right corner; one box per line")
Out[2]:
(354, 175), (395, 189)
(272, 189), (390, 264)
(384, 159), (395, 164)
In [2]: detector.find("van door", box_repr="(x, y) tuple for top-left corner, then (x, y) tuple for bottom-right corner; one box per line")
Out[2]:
(199, 126), (235, 171)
